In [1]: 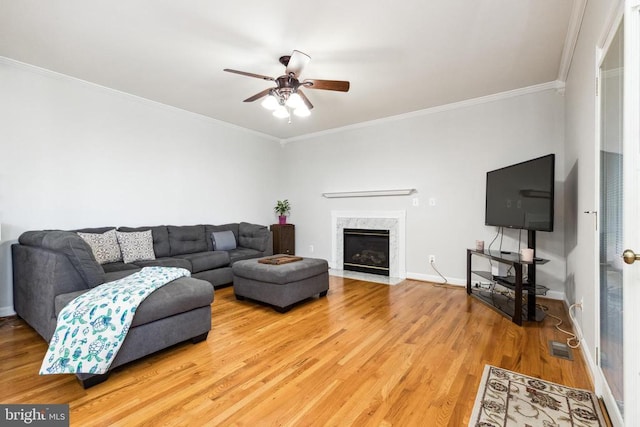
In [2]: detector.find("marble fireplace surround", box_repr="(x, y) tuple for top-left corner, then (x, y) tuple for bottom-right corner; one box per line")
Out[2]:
(331, 210), (406, 279)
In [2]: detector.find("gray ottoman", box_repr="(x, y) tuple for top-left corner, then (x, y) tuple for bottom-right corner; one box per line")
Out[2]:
(232, 257), (329, 312)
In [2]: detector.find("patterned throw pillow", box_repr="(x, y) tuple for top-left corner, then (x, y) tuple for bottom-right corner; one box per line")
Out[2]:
(77, 229), (123, 264)
(116, 230), (156, 264)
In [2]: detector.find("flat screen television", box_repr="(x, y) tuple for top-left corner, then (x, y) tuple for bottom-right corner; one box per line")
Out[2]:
(485, 154), (555, 232)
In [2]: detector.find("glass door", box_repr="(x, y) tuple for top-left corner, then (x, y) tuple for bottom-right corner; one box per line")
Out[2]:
(597, 1), (640, 424)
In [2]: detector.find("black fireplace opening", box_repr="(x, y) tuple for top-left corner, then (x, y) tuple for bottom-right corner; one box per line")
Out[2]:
(343, 228), (390, 276)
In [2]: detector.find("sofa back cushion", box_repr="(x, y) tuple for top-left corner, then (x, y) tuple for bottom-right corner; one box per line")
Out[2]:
(74, 226), (117, 234)
(204, 224), (239, 251)
(168, 225), (207, 256)
(18, 230), (106, 287)
(118, 225), (170, 258)
(239, 222), (270, 252)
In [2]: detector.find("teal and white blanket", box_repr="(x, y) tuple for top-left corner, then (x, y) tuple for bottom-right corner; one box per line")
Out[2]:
(40, 266), (190, 375)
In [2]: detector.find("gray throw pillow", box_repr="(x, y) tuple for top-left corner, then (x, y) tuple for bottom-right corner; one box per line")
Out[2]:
(211, 230), (237, 251)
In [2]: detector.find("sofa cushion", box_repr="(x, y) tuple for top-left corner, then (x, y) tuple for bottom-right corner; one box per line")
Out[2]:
(175, 251), (230, 273)
(133, 257), (192, 272)
(102, 261), (140, 273)
(239, 222), (270, 252)
(205, 224), (238, 251)
(55, 277), (214, 328)
(168, 225), (207, 256)
(228, 247), (264, 264)
(104, 269), (141, 282)
(118, 226), (170, 258)
(74, 226), (118, 234)
(211, 230), (237, 251)
(116, 230), (156, 263)
(18, 230), (105, 287)
(77, 229), (123, 264)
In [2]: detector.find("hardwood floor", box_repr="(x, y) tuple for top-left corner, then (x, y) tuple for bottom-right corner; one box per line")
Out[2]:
(0, 277), (594, 426)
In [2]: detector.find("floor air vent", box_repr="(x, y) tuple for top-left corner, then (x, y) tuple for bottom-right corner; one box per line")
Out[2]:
(549, 340), (573, 360)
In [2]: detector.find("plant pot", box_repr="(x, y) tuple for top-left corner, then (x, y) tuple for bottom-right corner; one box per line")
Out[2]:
(278, 215), (287, 225)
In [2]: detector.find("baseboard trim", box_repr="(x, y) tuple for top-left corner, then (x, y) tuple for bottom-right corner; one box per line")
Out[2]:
(405, 272), (465, 287)
(0, 305), (16, 317)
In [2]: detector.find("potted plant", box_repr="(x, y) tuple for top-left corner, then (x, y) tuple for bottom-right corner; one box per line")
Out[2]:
(274, 200), (291, 224)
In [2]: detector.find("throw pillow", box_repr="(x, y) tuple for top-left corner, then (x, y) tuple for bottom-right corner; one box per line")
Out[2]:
(211, 230), (237, 251)
(116, 230), (156, 264)
(77, 229), (122, 264)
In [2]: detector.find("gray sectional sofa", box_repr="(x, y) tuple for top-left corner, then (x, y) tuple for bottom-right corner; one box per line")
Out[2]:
(12, 222), (272, 387)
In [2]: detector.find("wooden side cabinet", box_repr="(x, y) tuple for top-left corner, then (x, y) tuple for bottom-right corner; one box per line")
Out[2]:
(271, 224), (295, 255)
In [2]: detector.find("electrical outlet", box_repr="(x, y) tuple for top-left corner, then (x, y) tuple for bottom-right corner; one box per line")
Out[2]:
(579, 296), (584, 308)
(429, 255), (436, 264)
(309, 245), (314, 253)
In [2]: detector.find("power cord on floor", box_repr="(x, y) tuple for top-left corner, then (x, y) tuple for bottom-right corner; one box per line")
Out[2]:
(476, 284), (582, 349)
(429, 259), (448, 286)
(537, 303), (581, 349)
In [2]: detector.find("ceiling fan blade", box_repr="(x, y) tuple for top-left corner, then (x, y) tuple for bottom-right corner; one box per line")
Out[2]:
(224, 69), (275, 81)
(303, 79), (350, 92)
(297, 90), (314, 110)
(285, 50), (311, 77)
(243, 88), (272, 102)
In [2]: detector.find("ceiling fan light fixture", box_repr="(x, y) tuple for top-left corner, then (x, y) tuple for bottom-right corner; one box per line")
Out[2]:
(294, 106), (310, 117)
(224, 49), (349, 122)
(273, 106), (290, 119)
(261, 94), (279, 110)
(285, 92), (304, 109)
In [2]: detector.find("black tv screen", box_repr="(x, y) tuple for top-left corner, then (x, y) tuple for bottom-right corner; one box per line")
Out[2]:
(485, 154), (555, 232)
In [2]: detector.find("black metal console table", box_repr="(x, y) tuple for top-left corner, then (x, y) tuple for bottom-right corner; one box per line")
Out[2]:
(466, 249), (548, 326)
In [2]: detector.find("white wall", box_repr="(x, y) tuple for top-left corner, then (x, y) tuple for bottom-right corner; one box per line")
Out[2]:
(0, 58), (282, 315)
(0, 53), (583, 320)
(280, 87), (566, 296)
(563, 0), (617, 383)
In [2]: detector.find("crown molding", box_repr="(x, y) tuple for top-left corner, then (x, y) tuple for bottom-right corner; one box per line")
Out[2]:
(1, 55), (567, 146)
(0, 56), (281, 143)
(557, 0), (587, 83)
(283, 80), (565, 144)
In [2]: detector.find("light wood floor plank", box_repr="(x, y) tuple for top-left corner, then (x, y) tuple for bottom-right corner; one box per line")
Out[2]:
(0, 276), (593, 426)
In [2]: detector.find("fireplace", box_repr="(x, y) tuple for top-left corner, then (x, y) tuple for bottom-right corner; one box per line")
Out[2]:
(331, 210), (406, 280)
(343, 228), (390, 276)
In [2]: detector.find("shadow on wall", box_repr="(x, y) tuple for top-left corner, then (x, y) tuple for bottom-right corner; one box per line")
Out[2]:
(565, 159), (579, 253)
(565, 273), (576, 305)
(0, 240), (17, 316)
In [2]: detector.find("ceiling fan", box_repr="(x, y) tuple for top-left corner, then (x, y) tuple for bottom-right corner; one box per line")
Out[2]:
(224, 50), (350, 119)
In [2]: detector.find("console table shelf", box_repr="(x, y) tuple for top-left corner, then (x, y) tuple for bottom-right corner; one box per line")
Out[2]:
(470, 270), (549, 295)
(466, 249), (548, 325)
(471, 289), (546, 322)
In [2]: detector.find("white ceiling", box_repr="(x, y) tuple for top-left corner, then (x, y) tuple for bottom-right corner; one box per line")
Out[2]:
(0, 0), (577, 140)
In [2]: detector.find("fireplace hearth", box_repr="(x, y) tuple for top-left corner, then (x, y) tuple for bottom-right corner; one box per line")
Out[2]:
(343, 228), (390, 276)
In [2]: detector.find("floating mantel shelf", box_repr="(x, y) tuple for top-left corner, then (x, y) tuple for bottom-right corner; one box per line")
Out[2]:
(322, 189), (416, 198)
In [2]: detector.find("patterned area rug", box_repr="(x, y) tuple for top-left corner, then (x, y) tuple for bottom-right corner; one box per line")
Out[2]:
(469, 365), (607, 426)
